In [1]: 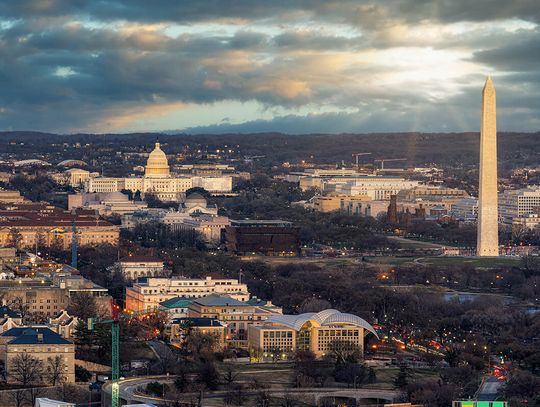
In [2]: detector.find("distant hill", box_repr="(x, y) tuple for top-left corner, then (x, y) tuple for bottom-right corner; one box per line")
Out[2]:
(1, 131), (539, 169)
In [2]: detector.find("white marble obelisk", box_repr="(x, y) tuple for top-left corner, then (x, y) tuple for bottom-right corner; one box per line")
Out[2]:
(477, 76), (499, 256)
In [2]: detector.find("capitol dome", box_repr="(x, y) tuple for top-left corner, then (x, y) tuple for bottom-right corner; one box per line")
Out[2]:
(145, 142), (170, 178)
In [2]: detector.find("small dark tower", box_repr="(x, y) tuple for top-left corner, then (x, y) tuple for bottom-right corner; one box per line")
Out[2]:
(387, 194), (398, 224)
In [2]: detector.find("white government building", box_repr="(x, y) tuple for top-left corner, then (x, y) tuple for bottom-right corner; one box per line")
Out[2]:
(85, 142), (232, 201)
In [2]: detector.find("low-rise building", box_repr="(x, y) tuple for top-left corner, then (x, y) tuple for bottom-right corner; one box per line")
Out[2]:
(125, 276), (249, 312)
(64, 168), (97, 188)
(248, 309), (378, 359)
(451, 198), (479, 222)
(0, 203), (119, 249)
(121, 193), (229, 243)
(0, 327), (75, 383)
(0, 189), (27, 203)
(116, 255), (166, 280)
(0, 273), (111, 320)
(512, 214), (540, 235)
(225, 220), (301, 256)
(188, 295), (282, 342)
(68, 192), (148, 216)
(159, 297), (194, 320)
(48, 310), (80, 339)
(0, 306), (22, 333)
(168, 317), (226, 348)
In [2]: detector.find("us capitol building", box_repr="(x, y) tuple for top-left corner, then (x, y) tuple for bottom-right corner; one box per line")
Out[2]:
(85, 142), (231, 202)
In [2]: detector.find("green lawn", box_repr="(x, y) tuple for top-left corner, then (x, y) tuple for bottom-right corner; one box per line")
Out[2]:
(365, 255), (522, 269)
(365, 367), (440, 389)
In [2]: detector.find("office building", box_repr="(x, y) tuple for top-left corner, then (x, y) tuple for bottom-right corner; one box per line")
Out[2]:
(125, 276), (249, 312)
(225, 220), (301, 256)
(499, 186), (540, 225)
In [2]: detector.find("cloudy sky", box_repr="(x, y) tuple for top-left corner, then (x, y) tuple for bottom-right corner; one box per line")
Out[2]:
(0, 1), (539, 134)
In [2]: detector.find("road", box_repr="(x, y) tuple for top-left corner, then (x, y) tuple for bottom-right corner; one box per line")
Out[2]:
(477, 377), (503, 401)
(102, 375), (398, 406)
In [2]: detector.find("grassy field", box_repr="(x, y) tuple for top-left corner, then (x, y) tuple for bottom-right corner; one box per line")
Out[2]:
(365, 367), (440, 389)
(365, 255), (522, 268)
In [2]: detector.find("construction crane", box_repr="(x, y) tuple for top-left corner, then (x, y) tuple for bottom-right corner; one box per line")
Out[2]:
(374, 158), (407, 170)
(352, 153), (372, 168)
(88, 301), (162, 407)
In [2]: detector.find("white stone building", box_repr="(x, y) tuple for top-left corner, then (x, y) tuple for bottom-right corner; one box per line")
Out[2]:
(116, 255), (166, 280)
(85, 143), (233, 201)
(125, 276), (250, 311)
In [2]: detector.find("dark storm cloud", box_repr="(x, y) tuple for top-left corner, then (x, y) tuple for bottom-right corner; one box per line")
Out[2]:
(0, 0), (539, 132)
(2, 0), (540, 24)
(473, 28), (540, 71)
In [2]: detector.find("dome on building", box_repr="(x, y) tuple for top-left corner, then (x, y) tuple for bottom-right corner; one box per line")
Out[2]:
(185, 192), (207, 207)
(145, 142), (170, 178)
(101, 191), (129, 202)
(266, 309), (378, 337)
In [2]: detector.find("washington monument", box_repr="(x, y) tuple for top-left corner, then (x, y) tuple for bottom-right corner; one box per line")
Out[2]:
(477, 76), (499, 256)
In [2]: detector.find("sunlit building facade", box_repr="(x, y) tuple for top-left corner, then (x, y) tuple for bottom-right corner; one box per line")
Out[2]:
(248, 309), (377, 358)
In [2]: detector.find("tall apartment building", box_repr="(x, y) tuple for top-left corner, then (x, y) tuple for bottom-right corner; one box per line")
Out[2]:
(125, 276), (249, 312)
(499, 186), (540, 225)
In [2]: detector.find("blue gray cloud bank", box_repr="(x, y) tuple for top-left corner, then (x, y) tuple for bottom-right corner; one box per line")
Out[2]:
(0, 0), (539, 133)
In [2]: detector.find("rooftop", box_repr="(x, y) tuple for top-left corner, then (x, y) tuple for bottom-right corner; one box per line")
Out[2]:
(0, 306), (21, 318)
(160, 297), (194, 309)
(230, 219), (293, 227)
(192, 294), (249, 307)
(2, 327), (73, 345)
(266, 309), (378, 337)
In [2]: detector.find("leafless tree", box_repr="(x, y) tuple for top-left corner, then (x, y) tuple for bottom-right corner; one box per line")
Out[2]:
(25, 387), (45, 407)
(46, 355), (67, 386)
(222, 365), (240, 389)
(280, 394), (297, 407)
(11, 353), (43, 386)
(7, 389), (26, 407)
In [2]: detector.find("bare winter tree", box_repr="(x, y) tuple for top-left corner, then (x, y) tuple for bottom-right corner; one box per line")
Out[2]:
(46, 355), (67, 386)
(7, 389), (26, 407)
(11, 353), (43, 386)
(66, 292), (98, 320)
